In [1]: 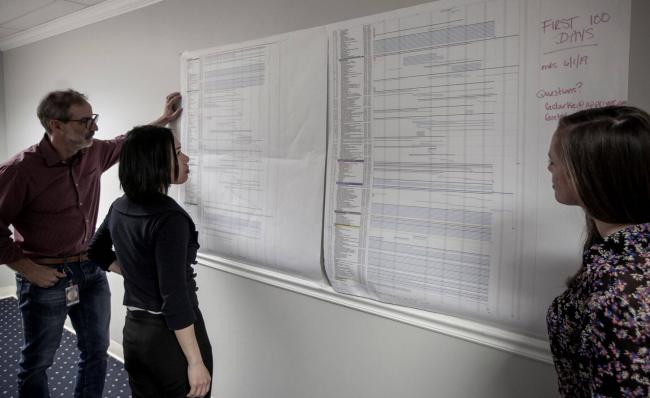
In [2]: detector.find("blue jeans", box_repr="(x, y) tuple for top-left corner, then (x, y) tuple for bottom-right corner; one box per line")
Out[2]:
(16, 260), (111, 398)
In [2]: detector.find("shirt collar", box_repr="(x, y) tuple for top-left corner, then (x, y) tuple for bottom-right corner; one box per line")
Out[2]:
(37, 133), (84, 166)
(114, 194), (176, 216)
(38, 134), (62, 166)
(585, 223), (650, 265)
(601, 223), (650, 245)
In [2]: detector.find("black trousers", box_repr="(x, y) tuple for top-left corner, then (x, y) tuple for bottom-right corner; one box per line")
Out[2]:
(123, 308), (213, 398)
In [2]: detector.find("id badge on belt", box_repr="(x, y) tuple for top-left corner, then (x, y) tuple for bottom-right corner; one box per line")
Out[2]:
(61, 264), (80, 307)
(65, 282), (80, 306)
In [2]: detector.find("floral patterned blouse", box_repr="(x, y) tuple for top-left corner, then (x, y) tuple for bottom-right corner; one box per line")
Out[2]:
(547, 223), (650, 397)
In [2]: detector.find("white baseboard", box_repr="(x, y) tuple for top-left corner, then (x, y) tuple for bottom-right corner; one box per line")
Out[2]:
(0, 285), (15, 298)
(107, 339), (125, 362)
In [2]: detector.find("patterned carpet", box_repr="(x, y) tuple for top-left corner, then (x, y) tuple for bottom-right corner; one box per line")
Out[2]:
(0, 296), (131, 397)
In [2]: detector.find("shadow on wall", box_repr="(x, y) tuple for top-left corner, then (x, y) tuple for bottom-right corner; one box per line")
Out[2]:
(495, 356), (560, 398)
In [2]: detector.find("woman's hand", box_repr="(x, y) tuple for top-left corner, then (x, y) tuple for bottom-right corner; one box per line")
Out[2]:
(186, 361), (211, 397)
(174, 324), (211, 397)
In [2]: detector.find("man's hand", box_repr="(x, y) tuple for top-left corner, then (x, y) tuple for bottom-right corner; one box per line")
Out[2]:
(8, 258), (66, 288)
(152, 92), (182, 126)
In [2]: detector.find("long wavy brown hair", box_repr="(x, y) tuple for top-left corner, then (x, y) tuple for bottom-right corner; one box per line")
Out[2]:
(553, 105), (650, 285)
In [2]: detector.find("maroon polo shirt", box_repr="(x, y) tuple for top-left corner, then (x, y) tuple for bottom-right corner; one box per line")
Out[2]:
(0, 134), (125, 264)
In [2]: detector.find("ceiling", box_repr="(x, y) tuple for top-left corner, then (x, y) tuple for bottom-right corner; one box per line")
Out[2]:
(0, 0), (108, 41)
(0, 0), (163, 50)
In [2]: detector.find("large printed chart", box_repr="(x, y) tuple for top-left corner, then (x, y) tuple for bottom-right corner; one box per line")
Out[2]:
(324, 0), (630, 335)
(326, 0), (520, 325)
(180, 28), (327, 280)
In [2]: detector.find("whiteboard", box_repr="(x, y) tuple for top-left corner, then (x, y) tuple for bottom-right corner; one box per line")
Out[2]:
(324, 0), (630, 337)
(180, 0), (631, 338)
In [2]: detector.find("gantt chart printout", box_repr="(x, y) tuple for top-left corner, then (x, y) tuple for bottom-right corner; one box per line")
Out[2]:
(325, 0), (522, 325)
(180, 29), (327, 280)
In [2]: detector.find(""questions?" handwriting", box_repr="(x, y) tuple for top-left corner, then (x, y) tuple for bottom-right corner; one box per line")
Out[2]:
(536, 82), (582, 99)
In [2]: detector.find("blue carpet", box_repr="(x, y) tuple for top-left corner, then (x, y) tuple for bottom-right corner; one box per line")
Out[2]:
(0, 296), (131, 397)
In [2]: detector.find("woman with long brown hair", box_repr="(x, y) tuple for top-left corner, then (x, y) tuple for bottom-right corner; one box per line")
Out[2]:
(546, 105), (650, 396)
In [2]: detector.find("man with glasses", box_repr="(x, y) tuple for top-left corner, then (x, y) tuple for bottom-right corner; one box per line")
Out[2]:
(0, 89), (182, 397)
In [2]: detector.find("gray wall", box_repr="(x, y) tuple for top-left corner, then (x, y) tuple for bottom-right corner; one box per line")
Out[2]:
(0, 50), (13, 289)
(629, 0), (650, 111)
(0, 51), (4, 159)
(1, 0), (648, 396)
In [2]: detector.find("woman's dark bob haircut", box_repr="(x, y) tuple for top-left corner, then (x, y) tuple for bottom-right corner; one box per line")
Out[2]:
(119, 125), (179, 203)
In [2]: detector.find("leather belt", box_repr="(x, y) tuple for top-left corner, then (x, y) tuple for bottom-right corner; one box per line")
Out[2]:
(31, 252), (89, 265)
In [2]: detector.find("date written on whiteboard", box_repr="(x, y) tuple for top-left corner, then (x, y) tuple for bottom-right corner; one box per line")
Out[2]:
(540, 52), (589, 71)
(563, 53), (588, 69)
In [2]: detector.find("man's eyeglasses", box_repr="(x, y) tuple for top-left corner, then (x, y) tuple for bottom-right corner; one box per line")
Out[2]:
(59, 114), (99, 129)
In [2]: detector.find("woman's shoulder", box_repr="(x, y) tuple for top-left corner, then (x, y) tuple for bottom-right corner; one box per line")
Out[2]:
(152, 197), (196, 230)
(585, 259), (650, 314)
(160, 196), (193, 219)
(112, 195), (189, 218)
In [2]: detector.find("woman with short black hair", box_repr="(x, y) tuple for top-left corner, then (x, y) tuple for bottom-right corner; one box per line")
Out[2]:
(89, 125), (212, 398)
